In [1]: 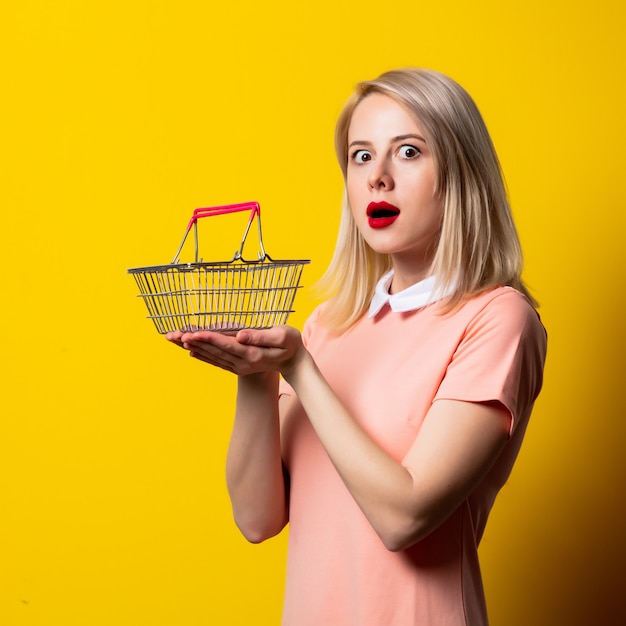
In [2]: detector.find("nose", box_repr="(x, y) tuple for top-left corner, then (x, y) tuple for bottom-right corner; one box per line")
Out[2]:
(367, 159), (394, 190)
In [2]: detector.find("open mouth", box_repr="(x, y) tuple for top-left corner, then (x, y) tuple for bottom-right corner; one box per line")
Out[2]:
(367, 202), (400, 228)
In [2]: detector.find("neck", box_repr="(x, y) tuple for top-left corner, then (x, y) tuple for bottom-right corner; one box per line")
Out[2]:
(389, 259), (433, 294)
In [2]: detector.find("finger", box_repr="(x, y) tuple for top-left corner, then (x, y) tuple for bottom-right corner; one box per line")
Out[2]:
(190, 346), (265, 376)
(184, 333), (259, 361)
(166, 330), (185, 343)
(166, 336), (187, 349)
(183, 330), (241, 348)
(184, 337), (248, 371)
(189, 350), (239, 374)
(236, 326), (291, 348)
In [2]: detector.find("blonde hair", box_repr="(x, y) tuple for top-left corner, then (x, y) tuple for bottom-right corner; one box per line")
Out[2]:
(317, 68), (536, 331)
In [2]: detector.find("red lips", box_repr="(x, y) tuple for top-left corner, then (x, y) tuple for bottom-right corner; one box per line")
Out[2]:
(367, 202), (400, 229)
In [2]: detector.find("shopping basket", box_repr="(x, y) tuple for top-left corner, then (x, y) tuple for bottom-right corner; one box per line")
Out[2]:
(128, 201), (310, 334)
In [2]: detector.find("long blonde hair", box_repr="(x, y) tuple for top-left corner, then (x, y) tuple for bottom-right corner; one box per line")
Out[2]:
(317, 68), (536, 331)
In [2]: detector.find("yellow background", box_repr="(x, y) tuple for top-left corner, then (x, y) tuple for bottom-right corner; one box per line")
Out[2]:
(1, 1), (624, 624)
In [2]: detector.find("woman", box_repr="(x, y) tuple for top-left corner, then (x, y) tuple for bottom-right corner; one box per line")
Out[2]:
(167, 68), (547, 625)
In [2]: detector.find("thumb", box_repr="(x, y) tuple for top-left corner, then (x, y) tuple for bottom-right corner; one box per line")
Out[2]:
(236, 327), (287, 347)
(236, 328), (267, 346)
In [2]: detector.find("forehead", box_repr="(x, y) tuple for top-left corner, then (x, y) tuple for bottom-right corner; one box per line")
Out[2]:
(348, 92), (425, 140)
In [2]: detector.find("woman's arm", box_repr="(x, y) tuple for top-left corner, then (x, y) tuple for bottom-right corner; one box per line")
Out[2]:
(166, 331), (289, 543)
(225, 371), (289, 543)
(287, 350), (510, 551)
(175, 326), (510, 551)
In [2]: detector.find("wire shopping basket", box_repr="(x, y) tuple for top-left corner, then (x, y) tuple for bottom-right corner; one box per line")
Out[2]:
(128, 202), (310, 334)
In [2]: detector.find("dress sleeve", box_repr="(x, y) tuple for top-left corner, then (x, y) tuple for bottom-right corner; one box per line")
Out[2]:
(434, 289), (547, 434)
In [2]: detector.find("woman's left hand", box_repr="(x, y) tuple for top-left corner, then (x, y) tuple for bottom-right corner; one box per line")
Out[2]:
(166, 326), (306, 377)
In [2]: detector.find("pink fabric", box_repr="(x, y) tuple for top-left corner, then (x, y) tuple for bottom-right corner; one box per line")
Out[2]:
(279, 287), (547, 625)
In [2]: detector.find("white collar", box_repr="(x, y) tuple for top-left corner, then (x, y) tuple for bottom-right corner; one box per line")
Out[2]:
(368, 270), (454, 318)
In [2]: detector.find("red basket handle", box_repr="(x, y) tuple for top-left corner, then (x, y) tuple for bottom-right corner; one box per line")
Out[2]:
(187, 201), (260, 229)
(171, 201), (266, 264)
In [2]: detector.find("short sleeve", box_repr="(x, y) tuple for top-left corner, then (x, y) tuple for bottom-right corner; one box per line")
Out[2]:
(434, 289), (547, 433)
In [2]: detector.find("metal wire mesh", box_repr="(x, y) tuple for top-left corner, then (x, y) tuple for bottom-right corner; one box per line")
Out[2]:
(129, 259), (308, 334)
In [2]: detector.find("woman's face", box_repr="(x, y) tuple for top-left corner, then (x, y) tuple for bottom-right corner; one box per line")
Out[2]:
(346, 93), (442, 290)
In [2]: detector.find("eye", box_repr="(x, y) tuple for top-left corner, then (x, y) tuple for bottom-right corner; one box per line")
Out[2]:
(399, 145), (420, 159)
(351, 149), (372, 164)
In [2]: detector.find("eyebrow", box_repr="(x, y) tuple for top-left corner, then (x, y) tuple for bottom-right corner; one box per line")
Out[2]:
(348, 133), (427, 149)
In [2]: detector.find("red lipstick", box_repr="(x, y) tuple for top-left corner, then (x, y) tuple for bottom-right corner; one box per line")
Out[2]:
(367, 201), (400, 229)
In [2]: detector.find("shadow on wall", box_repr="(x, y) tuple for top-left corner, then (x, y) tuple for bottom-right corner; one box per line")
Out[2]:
(529, 279), (625, 624)
(482, 256), (626, 626)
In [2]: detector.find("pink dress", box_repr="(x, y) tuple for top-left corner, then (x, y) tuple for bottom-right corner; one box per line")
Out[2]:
(279, 286), (547, 625)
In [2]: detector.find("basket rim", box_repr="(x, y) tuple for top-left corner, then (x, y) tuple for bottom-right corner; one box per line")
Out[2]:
(128, 257), (310, 274)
